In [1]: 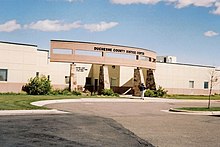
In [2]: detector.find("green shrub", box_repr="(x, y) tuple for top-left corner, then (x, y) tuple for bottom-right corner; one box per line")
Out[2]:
(101, 89), (119, 96)
(0, 92), (26, 95)
(144, 89), (155, 97)
(72, 90), (82, 96)
(144, 86), (167, 98)
(155, 86), (167, 97)
(22, 75), (52, 95)
(50, 88), (81, 96)
(50, 89), (64, 95)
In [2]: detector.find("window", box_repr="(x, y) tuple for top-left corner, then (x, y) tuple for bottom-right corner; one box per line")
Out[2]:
(189, 81), (194, 88)
(140, 56), (149, 61)
(75, 50), (101, 57)
(65, 76), (70, 84)
(86, 77), (92, 85)
(106, 52), (136, 60)
(0, 69), (7, 81)
(164, 57), (167, 63)
(53, 48), (73, 55)
(36, 72), (39, 77)
(204, 82), (209, 89)
(111, 78), (117, 86)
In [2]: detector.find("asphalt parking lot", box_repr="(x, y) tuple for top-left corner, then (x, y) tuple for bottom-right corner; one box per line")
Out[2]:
(0, 114), (152, 147)
(45, 99), (220, 147)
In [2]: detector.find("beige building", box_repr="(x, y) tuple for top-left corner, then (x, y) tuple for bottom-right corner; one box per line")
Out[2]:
(50, 40), (156, 95)
(0, 40), (219, 95)
(155, 62), (220, 95)
(0, 40), (156, 95)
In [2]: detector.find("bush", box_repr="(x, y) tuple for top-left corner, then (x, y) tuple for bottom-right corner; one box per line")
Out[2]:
(50, 88), (81, 96)
(71, 90), (82, 96)
(22, 75), (52, 95)
(101, 89), (119, 96)
(0, 92), (26, 95)
(144, 86), (167, 98)
(144, 89), (156, 97)
(156, 86), (167, 97)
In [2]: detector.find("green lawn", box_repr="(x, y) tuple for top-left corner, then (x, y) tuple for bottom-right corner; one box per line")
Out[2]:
(0, 94), (82, 110)
(176, 107), (220, 111)
(1, 93), (220, 110)
(168, 95), (220, 112)
(0, 94), (119, 110)
(167, 95), (220, 100)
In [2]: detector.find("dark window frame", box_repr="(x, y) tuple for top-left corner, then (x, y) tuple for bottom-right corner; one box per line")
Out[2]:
(0, 69), (8, 81)
(86, 77), (92, 86)
(204, 81), (209, 89)
(189, 81), (194, 88)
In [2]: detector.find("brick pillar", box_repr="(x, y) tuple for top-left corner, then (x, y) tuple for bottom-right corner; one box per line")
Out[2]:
(133, 68), (141, 96)
(146, 69), (156, 90)
(69, 63), (77, 91)
(133, 68), (146, 96)
(99, 65), (110, 94)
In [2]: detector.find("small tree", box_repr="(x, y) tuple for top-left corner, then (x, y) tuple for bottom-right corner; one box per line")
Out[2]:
(208, 69), (219, 109)
(22, 75), (52, 95)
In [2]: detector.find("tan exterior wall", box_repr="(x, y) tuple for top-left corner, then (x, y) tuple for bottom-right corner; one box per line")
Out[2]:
(75, 63), (92, 87)
(155, 62), (220, 95)
(50, 40), (156, 69)
(0, 42), (50, 92)
(120, 66), (134, 87)
(48, 62), (70, 86)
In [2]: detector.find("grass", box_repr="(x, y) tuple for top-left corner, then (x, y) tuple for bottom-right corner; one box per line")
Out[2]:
(0, 94), (119, 110)
(176, 107), (220, 111)
(0, 94), (82, 110)
(167, 94), (220, 100)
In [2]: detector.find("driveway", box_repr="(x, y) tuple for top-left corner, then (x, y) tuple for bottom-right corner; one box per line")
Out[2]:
(45, 98), (220, 147)
(0, 114), (152, 147)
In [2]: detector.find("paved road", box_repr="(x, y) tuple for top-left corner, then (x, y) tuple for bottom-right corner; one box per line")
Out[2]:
(0, 114), (153, 147)
(46, 99), (220, 147)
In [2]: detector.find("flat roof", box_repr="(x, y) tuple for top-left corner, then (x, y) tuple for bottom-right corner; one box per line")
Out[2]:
(51, 39), (156, 53)
(157, 61), (216, 69)
(0, 40), (37, 47)
(37, 48), (49, 52)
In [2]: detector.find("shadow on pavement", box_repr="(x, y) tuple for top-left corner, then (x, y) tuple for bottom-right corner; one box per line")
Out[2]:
(0, 114), (154, 147)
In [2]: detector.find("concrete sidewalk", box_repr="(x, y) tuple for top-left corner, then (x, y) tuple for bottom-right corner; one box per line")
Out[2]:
(0, 109), (69, 116)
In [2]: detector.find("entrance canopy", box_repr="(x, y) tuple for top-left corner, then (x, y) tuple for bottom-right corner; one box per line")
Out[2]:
(50, 40), (156, 69)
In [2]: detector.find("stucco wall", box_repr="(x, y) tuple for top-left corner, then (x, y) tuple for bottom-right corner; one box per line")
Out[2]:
(155, 62), (220, 95)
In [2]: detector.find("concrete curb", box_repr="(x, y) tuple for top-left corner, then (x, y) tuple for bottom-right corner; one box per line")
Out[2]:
(169, 108), (220, 116)
(0, 109), (69, 116)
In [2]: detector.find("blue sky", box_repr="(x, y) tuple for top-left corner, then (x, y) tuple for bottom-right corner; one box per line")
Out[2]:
(0, 0), (220, 66)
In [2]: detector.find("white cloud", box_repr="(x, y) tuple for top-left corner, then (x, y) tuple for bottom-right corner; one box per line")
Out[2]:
(111, 0), (161, 5)
(24, 20), (81, 32)
(0, 20), (21, 32)
(84, 22), (119, 32)
(165, 0), (216, 9)
(65, 0), (83, 2)
(111, 0), (217, 7)
(24, 20), (118, 32)
(211, 2), (220, 15)
(204, 30), (219, 37)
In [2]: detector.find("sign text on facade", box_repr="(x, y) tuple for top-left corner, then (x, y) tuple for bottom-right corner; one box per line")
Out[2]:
(94, 47), (144, 55)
